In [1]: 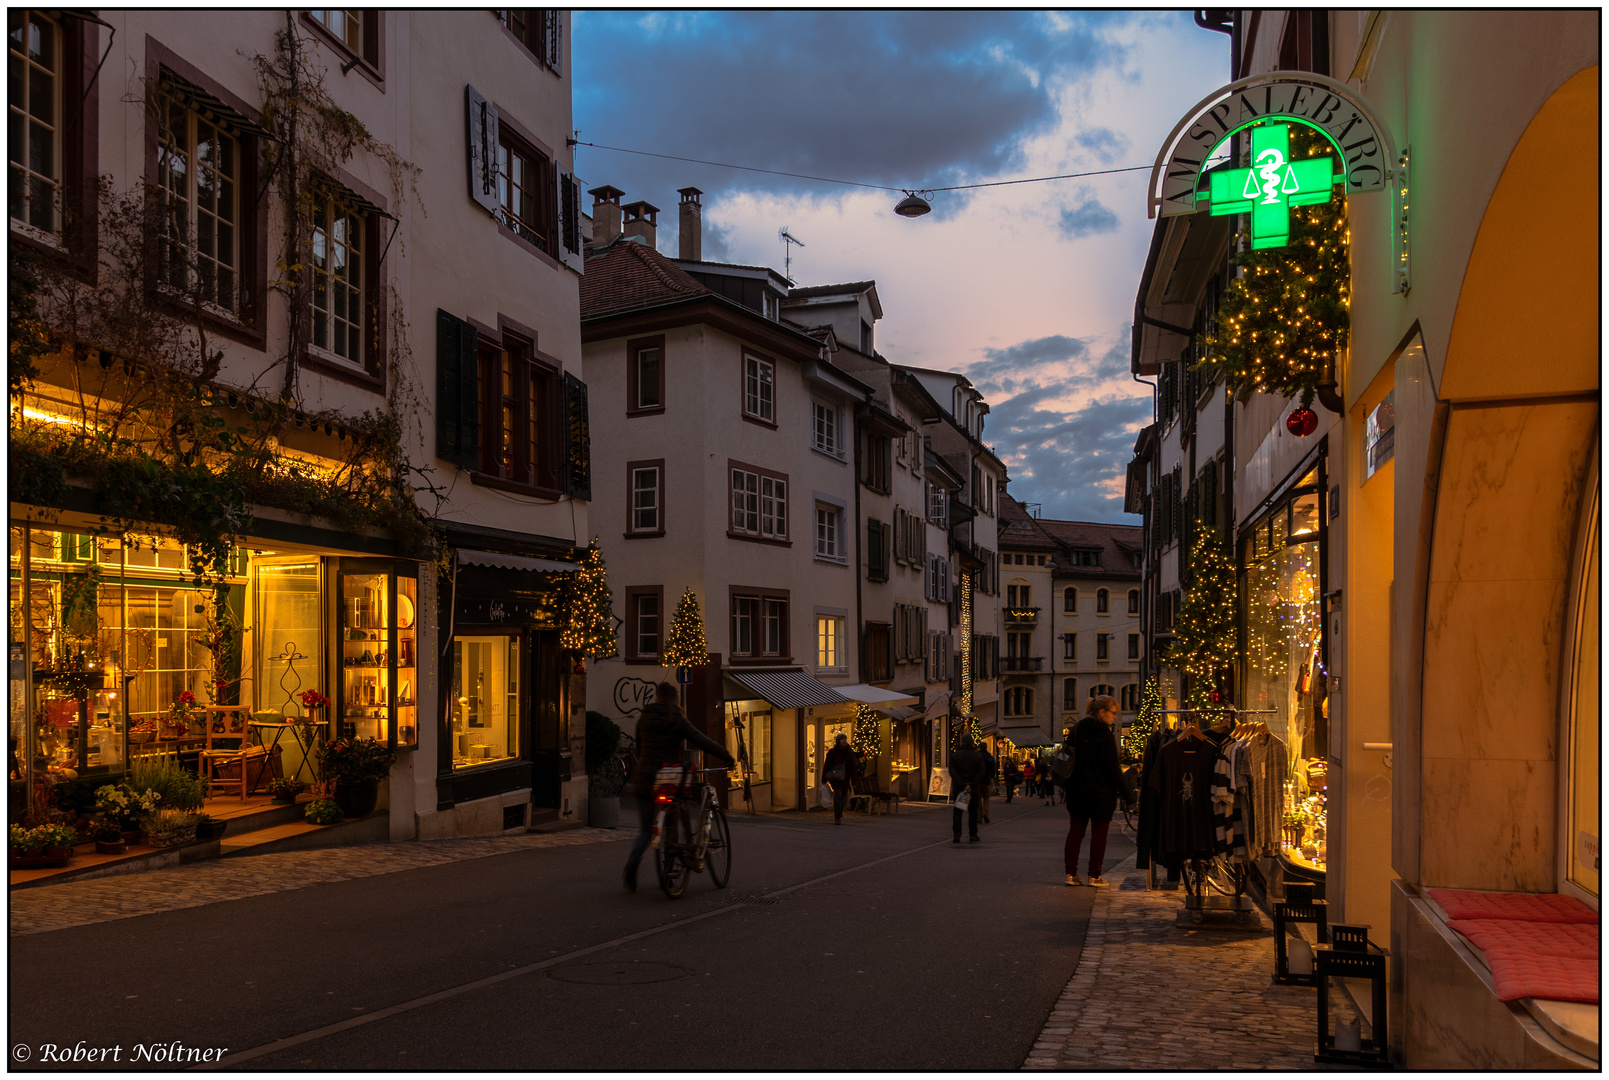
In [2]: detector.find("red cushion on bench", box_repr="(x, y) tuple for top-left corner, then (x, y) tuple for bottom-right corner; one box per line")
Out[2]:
(1427, 888), (1599, 924)
(1447, 919), (1600, 1004)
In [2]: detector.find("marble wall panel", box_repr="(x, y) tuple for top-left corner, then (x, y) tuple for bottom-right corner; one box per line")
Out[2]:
(1421, 577), (1565, 761)
(1429, 402), (1596, 586)
(1421, 756), (1556, 891)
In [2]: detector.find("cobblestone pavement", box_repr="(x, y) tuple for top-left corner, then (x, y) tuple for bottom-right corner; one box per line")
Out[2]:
(10, 829), (628, 937)
(1024, 855), (1360, 1070)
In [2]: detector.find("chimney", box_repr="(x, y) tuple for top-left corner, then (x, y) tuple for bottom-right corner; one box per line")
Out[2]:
(621, 199), (660, 249)
(588, 185), (624, 247)
(677, 186), (703, 261)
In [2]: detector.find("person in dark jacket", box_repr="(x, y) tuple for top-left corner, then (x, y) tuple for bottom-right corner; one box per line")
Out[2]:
(1063, 695), (1130, 886)
(623, 682), (735, 891)
(949, 735), (990, 843)
(1003, 757), (1021, 803)
(978, 744), (997, 823)
(821, 732), (859, 824)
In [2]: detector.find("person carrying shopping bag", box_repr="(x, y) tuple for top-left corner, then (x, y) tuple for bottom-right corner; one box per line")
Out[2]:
(821, 732), (858, 825)
(949, 735), (991, 843)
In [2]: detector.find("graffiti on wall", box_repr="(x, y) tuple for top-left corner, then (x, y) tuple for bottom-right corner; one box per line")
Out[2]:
(612, 676), (657, 719)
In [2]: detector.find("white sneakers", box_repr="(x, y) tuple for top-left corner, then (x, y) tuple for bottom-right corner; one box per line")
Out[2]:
(1065, 874), (1083, 886)
(1089, 876), (1109, 887)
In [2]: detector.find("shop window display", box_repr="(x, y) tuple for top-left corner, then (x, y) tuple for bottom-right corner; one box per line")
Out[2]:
(450, 635), (520, 770)
(338, 561), (418, 750)
(724, 707), (771, 784)
(1241, 465), (1328, 872)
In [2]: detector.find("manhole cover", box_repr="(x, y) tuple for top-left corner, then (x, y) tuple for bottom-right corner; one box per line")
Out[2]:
(548, 961), (688, 985)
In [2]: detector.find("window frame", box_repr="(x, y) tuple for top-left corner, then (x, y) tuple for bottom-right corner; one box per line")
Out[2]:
(1064, 586), (1077, 613)
(625, 458), (664, 538)
(811, 398), (844, 459)
(814, 503), (842, 562)
(1064, 678), (1078, 711)
(730, 586), (791, 664)
(727, 460), (790, 545)
(863, 620), (893, 683)
(470, 316), (563, 497)
(300, 176), (389, 390)
(1063, 633), (1076, 661)
(815, 609), (848, 674)
(626, 335), (666, 417)
(623, 586), (664, 664)
(10, 9), (98, 270)
(742, 352), (777, 426)
(1128, 588), (1140, 615)
(1096, 588), (1110, 614)
(1096, 633), (1110, 661)
(496, 9), (562, 75)
(1128, 633), (1141, 660)
(141, 46), (267, 349)
(493, 112), (557, 259)
(301, 9), (385, 87)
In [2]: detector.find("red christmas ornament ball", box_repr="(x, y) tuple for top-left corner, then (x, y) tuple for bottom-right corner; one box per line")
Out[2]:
(1286, 407), (1318, 437)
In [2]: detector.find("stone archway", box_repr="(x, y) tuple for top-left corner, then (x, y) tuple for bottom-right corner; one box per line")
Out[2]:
(1415, 65), (1600, 891)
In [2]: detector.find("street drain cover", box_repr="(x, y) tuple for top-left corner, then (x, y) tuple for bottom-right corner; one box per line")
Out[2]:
(548, 961), (688, 985)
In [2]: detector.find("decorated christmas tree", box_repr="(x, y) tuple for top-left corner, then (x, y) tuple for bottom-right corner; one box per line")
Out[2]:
(950, 714), (986, 751)
(661, 587), (708, 670)
(561, 539), (617, 660)
(1123, 676), (1164, 759)
(1201, 125), (1351, 407)
(850, 703), (882, 759)
(1165, 530), (1238, 710)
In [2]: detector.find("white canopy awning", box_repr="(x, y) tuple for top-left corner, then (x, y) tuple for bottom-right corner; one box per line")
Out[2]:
(997, 723), (1057, 749)
(832, 684), (920, 707)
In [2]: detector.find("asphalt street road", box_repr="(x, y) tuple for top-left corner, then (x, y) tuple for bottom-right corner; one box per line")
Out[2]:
(10, 797), (1134, 1071)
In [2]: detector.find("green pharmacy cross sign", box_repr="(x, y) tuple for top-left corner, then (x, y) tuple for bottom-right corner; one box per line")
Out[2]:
(1199, 123), (1342, 249)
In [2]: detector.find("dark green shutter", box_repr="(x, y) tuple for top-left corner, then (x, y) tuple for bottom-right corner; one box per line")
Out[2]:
(561, 371), (591, 500)
(436, 309), (479, 469)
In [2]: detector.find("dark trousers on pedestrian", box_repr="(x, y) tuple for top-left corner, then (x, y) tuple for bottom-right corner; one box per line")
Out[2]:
(1065, 813), (1111, 877)
(829, 781), (848, 821)
(952, 787), (980, 839)
(626, 795), (657, 871)
(1004, 780), (1015, 803)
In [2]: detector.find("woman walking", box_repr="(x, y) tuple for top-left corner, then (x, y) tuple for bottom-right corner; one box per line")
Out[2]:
(822, 732), (858, 825)
(1063, 695), (1131, 886)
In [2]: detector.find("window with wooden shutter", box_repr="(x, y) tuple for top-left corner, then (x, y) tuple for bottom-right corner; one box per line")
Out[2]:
(436, 309), (478, 468)
(544, 9), (562, 73)
(557, 170), (584, 273)
(562, 371), (591, 500)
(465, 86), (499, 216)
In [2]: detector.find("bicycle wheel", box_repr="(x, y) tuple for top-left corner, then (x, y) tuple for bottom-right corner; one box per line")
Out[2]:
(656, 805), (692, 898)
(705, 804), (732, 888)
(1204, 856), (1237, 896)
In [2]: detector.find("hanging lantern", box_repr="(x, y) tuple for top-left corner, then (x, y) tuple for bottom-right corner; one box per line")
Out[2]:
(1286, 407), (1318, 437)
(895, 190), (933, 218)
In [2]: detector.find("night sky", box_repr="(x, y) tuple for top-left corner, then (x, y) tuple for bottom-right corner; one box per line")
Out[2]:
(573, 11), (1228, 522)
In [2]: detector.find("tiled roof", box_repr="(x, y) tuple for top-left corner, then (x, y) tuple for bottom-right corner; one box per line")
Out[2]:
(580, 240), (711, 320)
(997, 494), (1059, 551)
(1038, 518), (1143, 580)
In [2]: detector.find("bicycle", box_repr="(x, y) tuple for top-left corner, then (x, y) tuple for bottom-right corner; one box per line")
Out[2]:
(651, 762), (732, 898)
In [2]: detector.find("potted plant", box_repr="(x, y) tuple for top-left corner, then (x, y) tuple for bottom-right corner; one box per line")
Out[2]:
(304, 798), (343, 826)
(10, 822), (78, 868)
(90, 818), (127, 855)
(95, 782), (160, 843)
(317, 737), (395, 818)
(139, 808), (198, 848)
(585, 711), (625, 828)
(267, 777), (300, 804)
(193, 812), (228, 840)
(295, 689), (330, 745)
(162, 690), (202, 739)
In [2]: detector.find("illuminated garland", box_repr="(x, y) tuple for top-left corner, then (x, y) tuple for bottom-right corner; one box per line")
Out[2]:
(1123, 676), (1164, 759)
(1165, 530), (1237, 709)
(561, 539), (618, 659)
(1200, 125), (1350, 407)
(661, 587), (709, 670)
(950, 714), (985, 750)
(850, 703), (882, 758)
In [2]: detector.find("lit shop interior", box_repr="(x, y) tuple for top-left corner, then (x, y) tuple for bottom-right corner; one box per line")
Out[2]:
(1240, 462), (1329, 879)
(9, 525), (419, 809)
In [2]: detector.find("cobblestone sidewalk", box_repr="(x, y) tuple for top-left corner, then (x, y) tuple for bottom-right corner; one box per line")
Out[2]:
(10, 829), (629, 937)
(1025, 856), (1359, 1070)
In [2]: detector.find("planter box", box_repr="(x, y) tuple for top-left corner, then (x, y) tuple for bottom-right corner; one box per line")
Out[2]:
(142, 824), (198, 848)
(94, 840), (128, 855)
(11, 845), (73, 869)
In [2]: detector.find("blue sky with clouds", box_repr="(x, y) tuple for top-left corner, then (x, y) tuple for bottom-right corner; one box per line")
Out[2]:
(573, 11), (1228, 522)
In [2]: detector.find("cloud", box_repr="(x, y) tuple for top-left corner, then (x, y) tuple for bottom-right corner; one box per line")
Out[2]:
(1074, 126), (1128, 162)
(572, 11), (1131, 203)
(1057, 193), (1121, 239)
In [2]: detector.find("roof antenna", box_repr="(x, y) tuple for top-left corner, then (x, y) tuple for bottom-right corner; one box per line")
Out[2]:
(778, 227), (805, 285)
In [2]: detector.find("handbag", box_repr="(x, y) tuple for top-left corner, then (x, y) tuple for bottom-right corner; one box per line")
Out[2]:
(952, 790), (971, 810)
(825, 763), (846, 783)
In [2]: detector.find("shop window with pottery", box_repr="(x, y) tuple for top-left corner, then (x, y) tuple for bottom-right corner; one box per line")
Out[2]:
(1240, 464), (1328, 872)
(338, 560), (419, 750)
(450, 634), (520, 770)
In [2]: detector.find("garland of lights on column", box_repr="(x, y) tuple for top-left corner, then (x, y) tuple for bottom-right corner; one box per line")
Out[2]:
(1165, 530), (1238, 710)
(661, 587), (709, 670)
(561, 539), (618, 660)
(1200, 125), (1351, 409)
(958, 570), (973, 717)
(850, 703), (882, 758)
(1123, 676), (1164, 759)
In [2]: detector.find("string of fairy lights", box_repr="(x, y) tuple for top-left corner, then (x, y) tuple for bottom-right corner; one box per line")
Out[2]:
(1164, 530), (1238, 709)
(661, 587), (709, 670)
(561, 540), (618, 660)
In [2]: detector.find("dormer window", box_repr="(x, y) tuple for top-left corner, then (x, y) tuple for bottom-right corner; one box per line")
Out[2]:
(765, 293), (780, 321)
(860, 318), (873, 353)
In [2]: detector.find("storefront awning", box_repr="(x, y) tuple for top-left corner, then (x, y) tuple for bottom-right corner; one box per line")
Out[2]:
(882, 705), (921, 721)
(723, 668), (849, 710)
(833, 684), (920, 707)
(457, 549), (577, 573)
(997, 724), (1057, 748)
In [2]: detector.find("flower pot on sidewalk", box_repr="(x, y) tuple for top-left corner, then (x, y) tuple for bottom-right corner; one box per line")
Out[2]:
(332, 780), (379, 818)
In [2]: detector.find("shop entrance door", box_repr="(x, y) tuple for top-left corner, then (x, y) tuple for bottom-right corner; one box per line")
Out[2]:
(529, 630), (566, 809)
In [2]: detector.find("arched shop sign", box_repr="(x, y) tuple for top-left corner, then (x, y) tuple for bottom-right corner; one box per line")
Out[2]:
(1148, 72), (1408, 291)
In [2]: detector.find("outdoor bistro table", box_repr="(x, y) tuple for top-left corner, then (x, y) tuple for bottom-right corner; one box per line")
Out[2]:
(248, 718), (326, 788)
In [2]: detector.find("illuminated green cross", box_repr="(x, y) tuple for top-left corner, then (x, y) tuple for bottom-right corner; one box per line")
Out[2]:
(1198, 123), (1341, 250)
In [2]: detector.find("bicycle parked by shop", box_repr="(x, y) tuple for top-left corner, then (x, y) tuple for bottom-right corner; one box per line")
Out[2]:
(651, 760), (732, 898)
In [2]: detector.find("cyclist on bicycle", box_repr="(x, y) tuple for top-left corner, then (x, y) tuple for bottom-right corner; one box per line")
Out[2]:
(623, 682), (734, 892)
